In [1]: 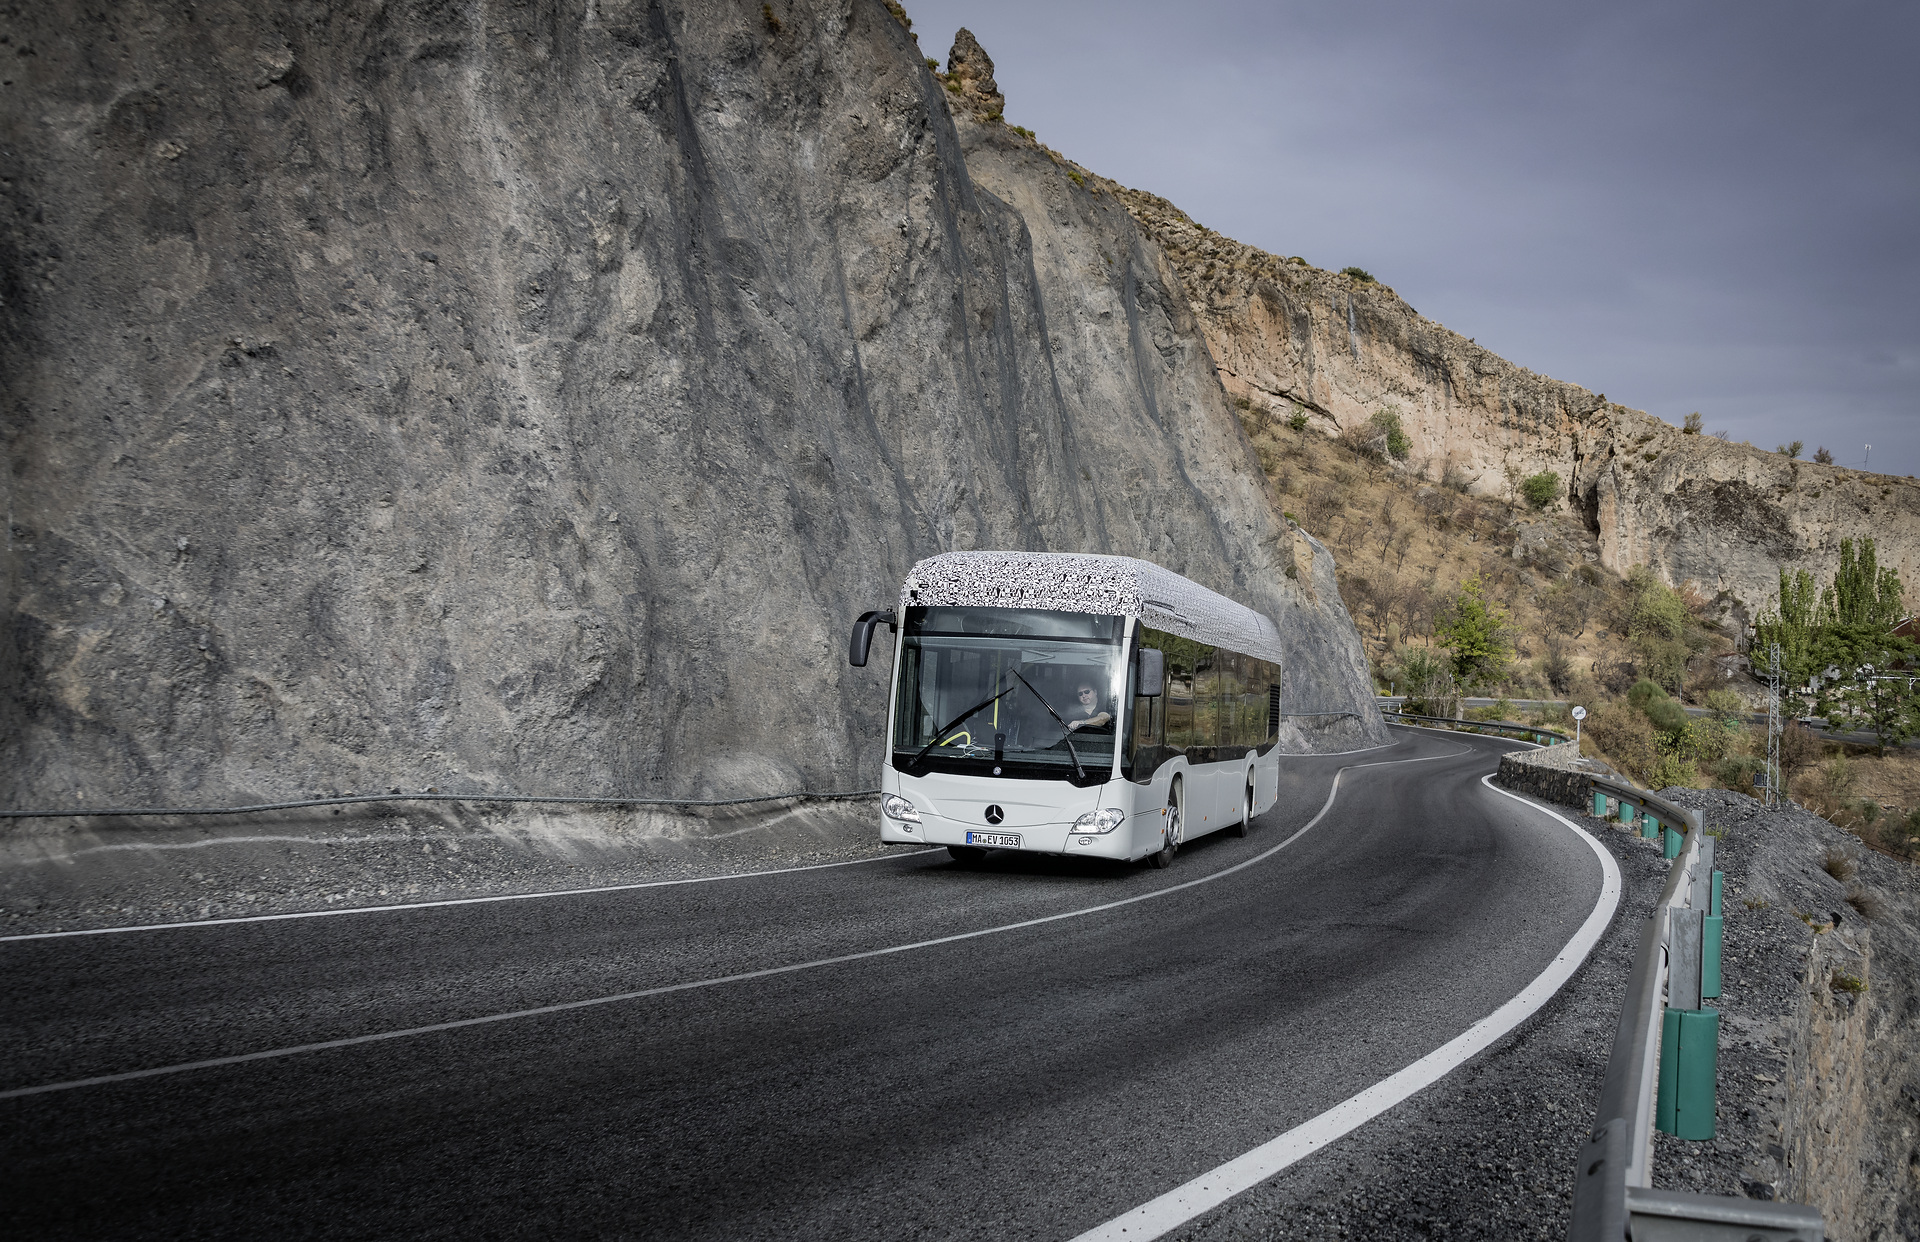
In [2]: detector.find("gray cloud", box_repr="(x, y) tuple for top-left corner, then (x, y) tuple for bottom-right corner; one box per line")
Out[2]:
(906, 0), (1920, 476)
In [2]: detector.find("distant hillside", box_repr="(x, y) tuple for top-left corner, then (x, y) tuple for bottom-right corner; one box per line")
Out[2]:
(1110, 186), (1920, 633)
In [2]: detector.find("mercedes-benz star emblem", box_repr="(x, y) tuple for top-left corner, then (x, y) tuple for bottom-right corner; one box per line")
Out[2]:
(984, 805), (1005, 825)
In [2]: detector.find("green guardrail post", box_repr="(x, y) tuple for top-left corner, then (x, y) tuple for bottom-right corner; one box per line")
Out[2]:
(1702, 915), (1723, 1000)
(1655, 1007), (1719, 1140)
(1642, 812), (1661, 841)
(1662, 826), (1683, 859)
(1710, 869), (1723, 917)
(1592, 788), (1608, 817)
(1621, 799), (1638, 831)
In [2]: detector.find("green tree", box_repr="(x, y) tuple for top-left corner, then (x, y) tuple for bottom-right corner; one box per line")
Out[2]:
(1822, 537), (1904, 629)
(1434, 576), (1512, 690)
(1752, 566), (1822, 685)
(1521, 471), (1561, 509)
(1755, 537), (1917, 750)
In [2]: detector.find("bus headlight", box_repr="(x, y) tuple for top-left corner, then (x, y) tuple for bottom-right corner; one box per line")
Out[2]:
(1073, 808), (1125, 834)
(883, 795), (922, 823)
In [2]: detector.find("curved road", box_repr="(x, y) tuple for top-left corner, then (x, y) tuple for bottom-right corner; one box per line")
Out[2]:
(1, 728), (1608, 1240)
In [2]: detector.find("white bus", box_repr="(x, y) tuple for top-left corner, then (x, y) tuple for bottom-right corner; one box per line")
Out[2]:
(849, 552), (1286, 867)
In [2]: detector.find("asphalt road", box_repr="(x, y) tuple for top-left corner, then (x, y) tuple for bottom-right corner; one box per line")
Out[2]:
(1, 728), (1608, 1240)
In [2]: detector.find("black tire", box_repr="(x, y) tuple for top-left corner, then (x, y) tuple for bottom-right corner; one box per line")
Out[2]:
(1150, 779), (1183, 869)
(948, 845), (988, 865)
(1231, 780), (1253, 838)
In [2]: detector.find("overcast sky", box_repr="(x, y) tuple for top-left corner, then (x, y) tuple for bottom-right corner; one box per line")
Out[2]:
(905, 0), (1920, 478)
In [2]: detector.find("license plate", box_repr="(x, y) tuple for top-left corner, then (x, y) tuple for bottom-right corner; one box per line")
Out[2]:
(966, 831), (1021, 849)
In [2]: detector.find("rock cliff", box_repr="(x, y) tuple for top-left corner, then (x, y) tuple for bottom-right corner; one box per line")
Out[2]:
(0, 0), (1383, 807)
(1116, 189), (1920, 628)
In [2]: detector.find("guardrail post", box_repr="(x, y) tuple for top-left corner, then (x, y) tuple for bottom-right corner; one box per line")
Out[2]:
(1662, 825), (1683, 859)
(1710, 869), (1723, 916)
(1642, 810), (1661, 841)
(1656, 1007), (1720, 1140)
(1703, 912), (1724, 1000)
(1670, 907), (1704, 1011)
(1591, 788), (1608, 818)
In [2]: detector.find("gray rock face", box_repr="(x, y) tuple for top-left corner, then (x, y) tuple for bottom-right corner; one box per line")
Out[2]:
(1, 0), (1383, 808)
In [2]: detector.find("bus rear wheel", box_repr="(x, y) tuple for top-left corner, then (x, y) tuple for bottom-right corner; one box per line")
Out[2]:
(1230, 780), (1253, 838)
(1150, 781), (1183, 869)
(948, 845), (988, 865)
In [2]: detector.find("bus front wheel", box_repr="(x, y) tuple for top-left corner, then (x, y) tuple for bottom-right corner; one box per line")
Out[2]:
(1150, 780), (1183, 869)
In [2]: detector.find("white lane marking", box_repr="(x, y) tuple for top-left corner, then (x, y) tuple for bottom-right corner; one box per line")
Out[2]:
(0, 746), (1469, 1100)
(0, 850), (944, 944)
(1067, 773), (1621, 1242)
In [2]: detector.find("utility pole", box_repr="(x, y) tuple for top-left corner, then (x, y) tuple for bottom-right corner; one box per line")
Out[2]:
(1865, 444), (1872, 471)
(1766, 642), (1782, 809)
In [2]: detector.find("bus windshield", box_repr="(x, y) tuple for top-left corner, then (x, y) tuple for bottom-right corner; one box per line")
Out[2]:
(892, 607), (1126, 784)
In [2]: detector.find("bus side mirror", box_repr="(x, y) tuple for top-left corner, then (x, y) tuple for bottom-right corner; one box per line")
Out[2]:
(1138, 648), (1164, 697)
(849, 610), (897, 667)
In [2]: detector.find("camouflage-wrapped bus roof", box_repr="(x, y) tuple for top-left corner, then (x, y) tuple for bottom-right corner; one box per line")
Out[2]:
(898, 551), (1284, 664)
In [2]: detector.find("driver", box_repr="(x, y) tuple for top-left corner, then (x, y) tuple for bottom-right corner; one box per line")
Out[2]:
(1064, 681), (1114, 732)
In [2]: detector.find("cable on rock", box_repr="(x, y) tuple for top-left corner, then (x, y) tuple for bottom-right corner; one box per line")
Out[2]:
(0, 789), (883, 821)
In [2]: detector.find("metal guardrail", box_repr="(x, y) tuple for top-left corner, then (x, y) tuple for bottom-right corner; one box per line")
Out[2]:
(1569, 793), (1826, 1241)
(1379, 708), (1572, 746)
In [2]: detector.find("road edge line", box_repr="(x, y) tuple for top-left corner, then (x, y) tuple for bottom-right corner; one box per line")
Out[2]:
(1064, 773), (1622, 1242)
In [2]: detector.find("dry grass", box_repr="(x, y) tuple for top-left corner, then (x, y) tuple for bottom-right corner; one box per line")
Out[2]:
(1239, 414), (1713, 702)
(1822, 845), (1858, 882)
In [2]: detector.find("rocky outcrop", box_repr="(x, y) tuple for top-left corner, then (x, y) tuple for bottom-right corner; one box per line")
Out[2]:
(0, 2), (1383, 807)
(942, 27), (1003, 121)
(1115, 189), (1920, 628)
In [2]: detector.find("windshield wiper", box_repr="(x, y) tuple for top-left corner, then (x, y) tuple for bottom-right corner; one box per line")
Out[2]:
(1009, 669), (1086, 782)
(904, 680), (1019, 774)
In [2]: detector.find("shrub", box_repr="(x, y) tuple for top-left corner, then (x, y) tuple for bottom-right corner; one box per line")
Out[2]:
(1713, 754), (1764, 791)
(1542, 635), (1571, 694)
(1287, 408), (1310, 434)
(1682, 412), (1703, 435)
(924, 57), (939, 71)
(1370, 408), (1411, 460)
(1830, 971), (1867, 996)
(1643, 696), (1691, 735)
(1844, 884), (1886, 919)
(1585, 700), (1658, 782)
(1627, 679), (1668, 711)
(1777, 440), (1804, 459)
(1821, 844), (1857, 881)
(1393, 644), (1458, 718)
(1814, 446), (1833, 465)
(1780, 720), (1823, 773)
(1703, 688), (1748, 720)
(1647, 748), (1698, 790)
(1341, 267), (1375, 283)
(1521, 471), (1561, 509)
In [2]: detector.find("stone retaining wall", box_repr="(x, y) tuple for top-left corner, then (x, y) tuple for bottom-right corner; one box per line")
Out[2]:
(1493, 742), (1594, 810)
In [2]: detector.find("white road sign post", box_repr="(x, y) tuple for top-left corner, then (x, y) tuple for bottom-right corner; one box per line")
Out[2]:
(1571, 704), (1586, 750)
